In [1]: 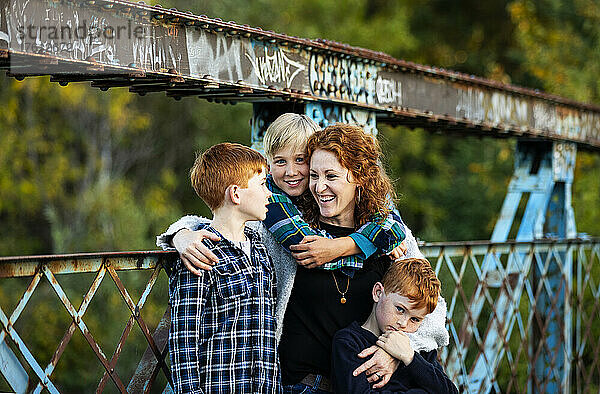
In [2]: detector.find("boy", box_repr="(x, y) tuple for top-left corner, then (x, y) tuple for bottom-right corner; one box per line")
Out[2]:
(158, 113), (413, 336)
(331, 258), (458, 393)
(168, 142), (279, 393)
(159, 113), (410, 276)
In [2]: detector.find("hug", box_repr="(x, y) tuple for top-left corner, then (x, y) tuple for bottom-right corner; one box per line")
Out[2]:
(157, 113), (458, 393)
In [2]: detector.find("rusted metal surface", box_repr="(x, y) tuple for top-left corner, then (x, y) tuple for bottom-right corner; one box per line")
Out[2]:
(0, 250), (176, 277)
(0, 251), (175, 393)
(0, 241), (599, 392)
(1, 0), (600, 149)
(105, 263), (172, 387)
(127, 306), (170, 393)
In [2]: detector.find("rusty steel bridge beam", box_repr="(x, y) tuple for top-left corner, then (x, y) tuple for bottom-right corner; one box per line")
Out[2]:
(1, 0), (599, 149)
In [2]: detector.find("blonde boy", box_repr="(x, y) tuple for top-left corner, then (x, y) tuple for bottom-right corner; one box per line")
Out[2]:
(331, 258), (458, 393)
(168, 143), (279, 393)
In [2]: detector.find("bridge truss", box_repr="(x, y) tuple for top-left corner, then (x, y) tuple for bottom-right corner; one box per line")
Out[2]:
(1, 0), (600, 392)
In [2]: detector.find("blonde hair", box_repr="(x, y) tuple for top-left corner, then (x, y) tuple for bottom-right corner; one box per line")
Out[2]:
(263, 113), (320, 161)
(190, 143), (267, 210)
(382, 258), (440, 314)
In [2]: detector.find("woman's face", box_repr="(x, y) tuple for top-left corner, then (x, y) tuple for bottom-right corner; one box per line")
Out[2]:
(309, 149), (357, 228)
(269, 145), (309, 197)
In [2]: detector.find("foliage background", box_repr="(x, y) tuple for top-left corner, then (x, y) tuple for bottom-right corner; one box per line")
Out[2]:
(1, 0), (599, 392)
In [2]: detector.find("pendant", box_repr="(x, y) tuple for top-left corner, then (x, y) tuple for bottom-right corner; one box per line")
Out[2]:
(340, 297), (347, 304)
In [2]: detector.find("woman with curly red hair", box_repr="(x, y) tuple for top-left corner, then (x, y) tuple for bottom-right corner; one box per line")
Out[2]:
(157, 119), (448, 393)
(278, 123), (418, 392)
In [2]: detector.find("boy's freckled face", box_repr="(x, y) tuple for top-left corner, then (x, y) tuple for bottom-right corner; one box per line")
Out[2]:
(238, 168), (272, 221)
(375, 291), (428, 334)
(269, 146), (309, 197)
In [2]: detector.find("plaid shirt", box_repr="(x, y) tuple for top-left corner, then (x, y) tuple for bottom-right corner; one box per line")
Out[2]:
(168, 226), (280, 393)
(263, 175), (406, 272)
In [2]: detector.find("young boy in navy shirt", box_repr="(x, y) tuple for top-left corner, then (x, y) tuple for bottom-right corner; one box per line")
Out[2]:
(168, 143), (280, 393)
(331, 258), (458, 393)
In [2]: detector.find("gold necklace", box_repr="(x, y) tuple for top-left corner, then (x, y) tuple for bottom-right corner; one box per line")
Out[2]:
(331, 272), (350, 304)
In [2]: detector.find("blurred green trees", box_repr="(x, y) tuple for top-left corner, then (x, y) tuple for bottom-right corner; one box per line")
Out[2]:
(1, 1), (600, 392)
(2, 0), (598, 256)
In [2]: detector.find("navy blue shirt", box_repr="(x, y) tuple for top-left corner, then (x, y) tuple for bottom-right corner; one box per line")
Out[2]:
(332, 322), (458, 394)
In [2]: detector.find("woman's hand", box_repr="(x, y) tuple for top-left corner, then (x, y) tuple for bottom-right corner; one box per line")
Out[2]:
(388, 240), (408, 260)
(289, 236), (358, 269)
(172, 229), (221, 275)
(352, 345), (400, 389)
(376, 330), (415, 366)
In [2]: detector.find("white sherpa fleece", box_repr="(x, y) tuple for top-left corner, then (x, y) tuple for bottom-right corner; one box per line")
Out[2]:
(157, 214), (449, 351)
(407, 296), (450, 352)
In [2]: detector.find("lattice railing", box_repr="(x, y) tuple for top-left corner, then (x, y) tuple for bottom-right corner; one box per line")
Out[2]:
(423, 239), (600, 394)
(0, 251), (176, 393)
(0, 240), (598, 393)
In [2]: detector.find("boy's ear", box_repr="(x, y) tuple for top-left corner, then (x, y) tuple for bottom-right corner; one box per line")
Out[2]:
(226, 185), (241, 205)
(372, 282), (384, 303)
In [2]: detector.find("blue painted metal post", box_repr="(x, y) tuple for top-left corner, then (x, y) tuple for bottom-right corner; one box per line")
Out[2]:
(453, 140), (576, 393)
(457, 141), (556, 392)
(533, 142), (576, 393)
(251, 102), (378, 152)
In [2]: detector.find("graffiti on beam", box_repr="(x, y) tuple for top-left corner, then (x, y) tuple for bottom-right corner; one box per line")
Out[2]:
(309, 52), (377, 104)
(306, 102), (377, 135)
(375, 73), (402, 106)
(533, 103), (600, 141)
(132, 25), (184, 72)
(456, 87), (529, 128)
(7, 3), (119, 63)
(186, 28), (308, 90)
(246, 46), (306, 88)
(3, 0), (188, 73)
(0, 2), (9, 48)
(186, 27), (247, 82)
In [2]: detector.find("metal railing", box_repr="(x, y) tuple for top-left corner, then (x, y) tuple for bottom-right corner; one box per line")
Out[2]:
(0, 239), (598, 393)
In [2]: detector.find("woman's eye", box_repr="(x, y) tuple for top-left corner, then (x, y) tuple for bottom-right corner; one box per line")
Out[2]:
(309, 173), (318, 179)
(295, 157), (305, 163)
(326, 174), (338, 180)
(275, 159), (286, 165)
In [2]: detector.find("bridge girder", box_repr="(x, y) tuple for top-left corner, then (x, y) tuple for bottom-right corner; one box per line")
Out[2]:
(1, 0), (599, 149)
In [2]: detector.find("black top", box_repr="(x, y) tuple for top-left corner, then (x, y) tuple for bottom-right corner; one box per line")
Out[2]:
(331, 321), (458, 394)
(279, 222), (390, 385)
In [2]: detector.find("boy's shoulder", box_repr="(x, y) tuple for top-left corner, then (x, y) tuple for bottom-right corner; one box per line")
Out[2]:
(198, 225), (271, 267)
(333, 322), (375, 348)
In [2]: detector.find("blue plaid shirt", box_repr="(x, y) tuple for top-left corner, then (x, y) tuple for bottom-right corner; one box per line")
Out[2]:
(168, 226), (280, 393)
(263, 175), (406, 272)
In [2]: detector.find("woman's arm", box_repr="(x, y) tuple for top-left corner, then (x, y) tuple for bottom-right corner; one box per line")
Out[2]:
(332, 336), (399, 394)
(156, 215), (220, 274)
(364, 329), (456, 393)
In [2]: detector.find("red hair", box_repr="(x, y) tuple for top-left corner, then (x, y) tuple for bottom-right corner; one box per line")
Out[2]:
(190, 143), (267, 210)
(382, 258), (440, 314)
(304, 123), (395, 227)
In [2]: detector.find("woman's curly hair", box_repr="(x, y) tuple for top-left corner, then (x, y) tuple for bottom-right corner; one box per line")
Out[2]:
(302, 123), (395, 228)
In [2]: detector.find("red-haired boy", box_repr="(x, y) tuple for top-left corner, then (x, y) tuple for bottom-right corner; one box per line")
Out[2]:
(168, 143), (279, 393)
(331, 258), (457, 393)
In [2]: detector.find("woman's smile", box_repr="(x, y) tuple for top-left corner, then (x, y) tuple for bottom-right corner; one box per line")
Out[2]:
(309, 149), (358, 228)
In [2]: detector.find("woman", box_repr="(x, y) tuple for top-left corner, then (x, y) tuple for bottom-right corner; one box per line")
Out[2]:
(278, 123), (418, 393)
(157, 119), (443, 392)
